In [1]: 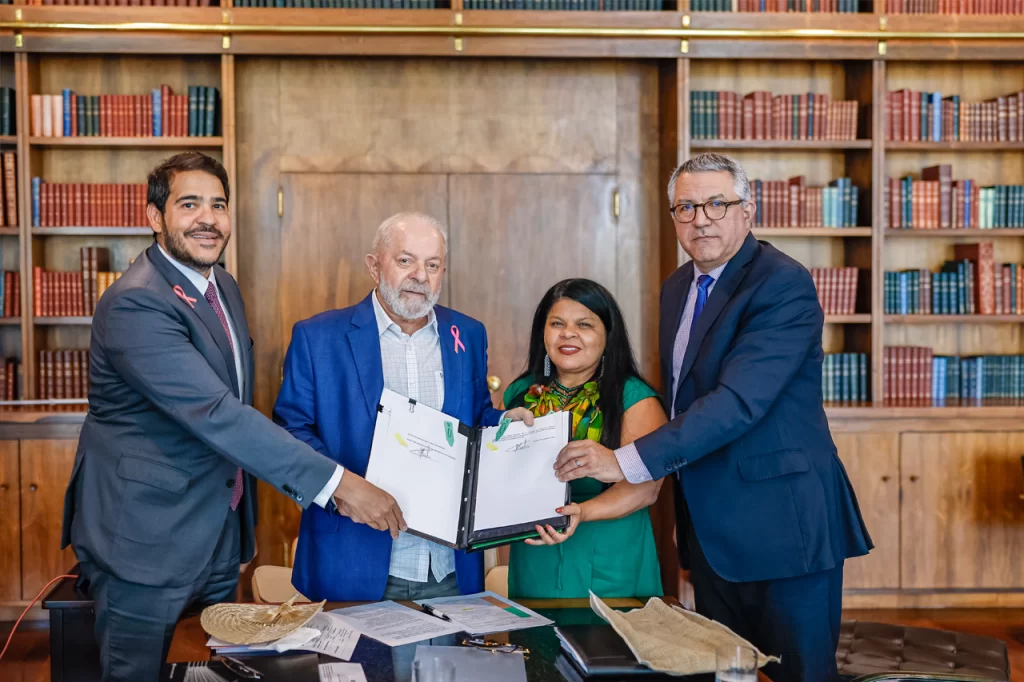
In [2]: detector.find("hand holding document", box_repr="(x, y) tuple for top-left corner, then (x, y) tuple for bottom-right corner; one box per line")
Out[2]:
(331, 601), (463, 647)
(415, 591), (554, 635)
(364, 388), (570, 551)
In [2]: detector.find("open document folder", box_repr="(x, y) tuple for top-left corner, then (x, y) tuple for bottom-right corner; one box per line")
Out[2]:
(364, 388), (570, 551)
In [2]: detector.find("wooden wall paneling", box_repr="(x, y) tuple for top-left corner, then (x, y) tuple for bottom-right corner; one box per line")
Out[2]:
(446, 173), (618, 401)
(871, 59), (885, 404)
(901, 431), (1024, 590)
(833, 432), (900, 590)
(234, 57), (290, 570)
(659, 58), (685, 280)
(275, 58), (619, 175)
(221, 55), (238, 277)
(19, 438), (76, 599)
(0, 440), (20, 601)
(20, 55), (40, 399)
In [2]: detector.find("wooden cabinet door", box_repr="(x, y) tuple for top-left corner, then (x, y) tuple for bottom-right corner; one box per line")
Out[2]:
(0, 440), (19, 602)
(21, 439), (77, 599)
(832, 433), (900, 590)
(278, 172), (450, 348)
(447, 173), (618, 406)
(901, 431), (1024, 589)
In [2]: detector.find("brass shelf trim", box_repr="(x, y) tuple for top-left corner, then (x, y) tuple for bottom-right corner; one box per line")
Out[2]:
(5, 20), (1024, 40)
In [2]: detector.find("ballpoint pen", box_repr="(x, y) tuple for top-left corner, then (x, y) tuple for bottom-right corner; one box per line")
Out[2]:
(421, 603), (453, 622)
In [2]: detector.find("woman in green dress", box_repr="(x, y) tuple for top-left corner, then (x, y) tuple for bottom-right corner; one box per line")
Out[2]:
(504, 278), (668, 599)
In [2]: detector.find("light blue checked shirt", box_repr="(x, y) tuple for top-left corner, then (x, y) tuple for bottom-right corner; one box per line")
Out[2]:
(371, 291), (455, 584)
(615, 261), (729, 483)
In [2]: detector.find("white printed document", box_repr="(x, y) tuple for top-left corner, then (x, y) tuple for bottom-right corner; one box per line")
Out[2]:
(415, 591), (554, 635)
(330, 601), (463, 647)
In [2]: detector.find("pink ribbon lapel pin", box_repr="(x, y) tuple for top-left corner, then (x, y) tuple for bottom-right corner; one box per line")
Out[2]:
(451, 325), (466, 354)
(173, 285), (197, 309)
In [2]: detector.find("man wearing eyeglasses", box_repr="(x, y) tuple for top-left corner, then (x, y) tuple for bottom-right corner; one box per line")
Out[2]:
(552, 152), (872, 682)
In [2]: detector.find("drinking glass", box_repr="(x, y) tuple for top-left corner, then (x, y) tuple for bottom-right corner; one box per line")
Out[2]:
(715, 643), (757, 682)
(412, 657), (456, 682)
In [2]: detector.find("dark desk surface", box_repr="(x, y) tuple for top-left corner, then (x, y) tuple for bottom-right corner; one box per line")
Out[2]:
(168, 599), (770, 682)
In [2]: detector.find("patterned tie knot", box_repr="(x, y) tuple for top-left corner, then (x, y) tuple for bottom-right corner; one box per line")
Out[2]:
(697, 274), (715, 291)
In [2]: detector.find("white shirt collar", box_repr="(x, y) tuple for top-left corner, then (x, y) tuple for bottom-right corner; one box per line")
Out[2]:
(694, 260), (729, 284)
(371, 289), (438, 338)
(157, 243), (217, 297)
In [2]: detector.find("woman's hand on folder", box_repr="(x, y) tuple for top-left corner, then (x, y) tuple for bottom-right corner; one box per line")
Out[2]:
(524, 503), (582, 545)
(333, 473), (408, 538)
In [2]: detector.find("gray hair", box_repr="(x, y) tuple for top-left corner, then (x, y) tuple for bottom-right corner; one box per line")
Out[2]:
(371, 211), (449, 255)
(666, 152), (751, 205)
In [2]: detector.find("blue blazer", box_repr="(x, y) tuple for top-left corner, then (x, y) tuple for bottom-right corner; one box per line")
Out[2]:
(633, 233), (872, 583)
(273, 293), (505, 601)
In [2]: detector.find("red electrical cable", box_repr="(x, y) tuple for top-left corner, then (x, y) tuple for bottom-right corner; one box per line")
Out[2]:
(0, 574), (77, 662)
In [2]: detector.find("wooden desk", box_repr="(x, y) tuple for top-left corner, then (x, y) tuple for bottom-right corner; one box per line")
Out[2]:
(169, 599), (771, 682)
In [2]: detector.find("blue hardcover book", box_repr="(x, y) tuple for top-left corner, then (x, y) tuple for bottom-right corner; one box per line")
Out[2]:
(931, 92), (941, 142)
(153, 89), (162, 137)
(32, 177), (41, 227)
(62, 89), (72, 137)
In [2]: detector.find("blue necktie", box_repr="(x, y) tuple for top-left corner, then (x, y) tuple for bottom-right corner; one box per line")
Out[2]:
(692, 274), (715, 327)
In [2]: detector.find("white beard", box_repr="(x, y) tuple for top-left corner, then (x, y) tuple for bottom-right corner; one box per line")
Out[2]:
(378, 276), (439, 320)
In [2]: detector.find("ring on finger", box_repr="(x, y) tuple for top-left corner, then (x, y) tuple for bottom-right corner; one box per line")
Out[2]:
(575, 458), (583, 468)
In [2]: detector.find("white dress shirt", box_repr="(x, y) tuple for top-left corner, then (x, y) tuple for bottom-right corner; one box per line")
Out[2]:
(156, 244), (343, 509)
(371, 290), (455, 584)
(615, 260), (729, 484)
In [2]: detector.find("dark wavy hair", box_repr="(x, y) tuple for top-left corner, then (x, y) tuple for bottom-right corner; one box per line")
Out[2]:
(507, 278), (652, 450)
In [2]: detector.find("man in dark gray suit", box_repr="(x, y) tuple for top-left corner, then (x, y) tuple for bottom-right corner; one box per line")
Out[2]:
(61, 152), (407, 682)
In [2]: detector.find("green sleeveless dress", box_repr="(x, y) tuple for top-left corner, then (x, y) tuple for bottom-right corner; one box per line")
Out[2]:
(503, 376), (664, 600)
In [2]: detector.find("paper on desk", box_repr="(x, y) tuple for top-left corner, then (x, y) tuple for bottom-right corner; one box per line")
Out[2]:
(415, 591), (553, 635)
(330, 601), (463, 647)
(299, 612), (360, 660)
(318, 662), (368, 682)
(473, 411), (569, 531)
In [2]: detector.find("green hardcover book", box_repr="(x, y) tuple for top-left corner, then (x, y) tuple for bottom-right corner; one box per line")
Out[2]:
(76, 95), (85, 138)
(196, 87), (206, 137)
(188, 86), (198, 137)
(89, 96), (98, 137)
(206, 87), (217, 138)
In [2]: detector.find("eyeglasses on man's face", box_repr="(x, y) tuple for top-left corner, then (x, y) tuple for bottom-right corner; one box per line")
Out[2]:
(669, 199), (745, 223)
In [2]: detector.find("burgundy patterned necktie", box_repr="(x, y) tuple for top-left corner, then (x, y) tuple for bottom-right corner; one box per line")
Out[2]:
(204, 281), (243, 511)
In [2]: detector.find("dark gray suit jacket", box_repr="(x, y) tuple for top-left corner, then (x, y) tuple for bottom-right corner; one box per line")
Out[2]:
(62, 242), (338, 589)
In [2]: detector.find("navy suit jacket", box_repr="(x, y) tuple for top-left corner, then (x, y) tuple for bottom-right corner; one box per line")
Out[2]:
(633, 232), (872, 583)
(273, 293), (505, 601)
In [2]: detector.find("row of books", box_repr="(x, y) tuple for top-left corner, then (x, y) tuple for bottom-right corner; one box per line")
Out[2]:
(885, 171), (1024, 230)
(461, 0), (660, 6)
(885, 89), (1024, 143)
(811, 267), (860, 316)
(695, 0), (860, 9)
(887, 0), (1024, 13)
(751, 176), (860, 227)
(884, 346), (1024, 403)
(0, 153), (16, 228)
(38, 350), (90, 402)
(30, 86), (219, 138)
(822, 353), (869, 404)
(33, 247), (117, 318)
(0, 359), (18, 402)
(0, 88), (14, 137)
(690, 91), (860, 141)
(16, 0), (211, 4)
(0, 271), (21, 318)
(32, 181), (148, 228)
(884, 262), (1023, 315)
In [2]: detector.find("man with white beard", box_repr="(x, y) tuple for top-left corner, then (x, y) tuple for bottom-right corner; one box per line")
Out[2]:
(273, 212), (534, 601)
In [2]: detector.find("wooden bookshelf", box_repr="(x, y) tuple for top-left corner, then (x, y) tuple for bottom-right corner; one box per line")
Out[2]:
(885, 229), (1024, 238)
(1, 9), (1024, 610)
(29, 136), (223, 148)
(753, 227), (873, 237)
(32, 227), (152, 236)
(0, 318), (21, 326)
(693, 139), (872, 150)
(886, 315), (1024, 323)
(33, 317), (93, 326)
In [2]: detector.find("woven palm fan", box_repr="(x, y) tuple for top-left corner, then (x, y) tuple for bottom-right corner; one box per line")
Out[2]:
(200, 594), (327, 645)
